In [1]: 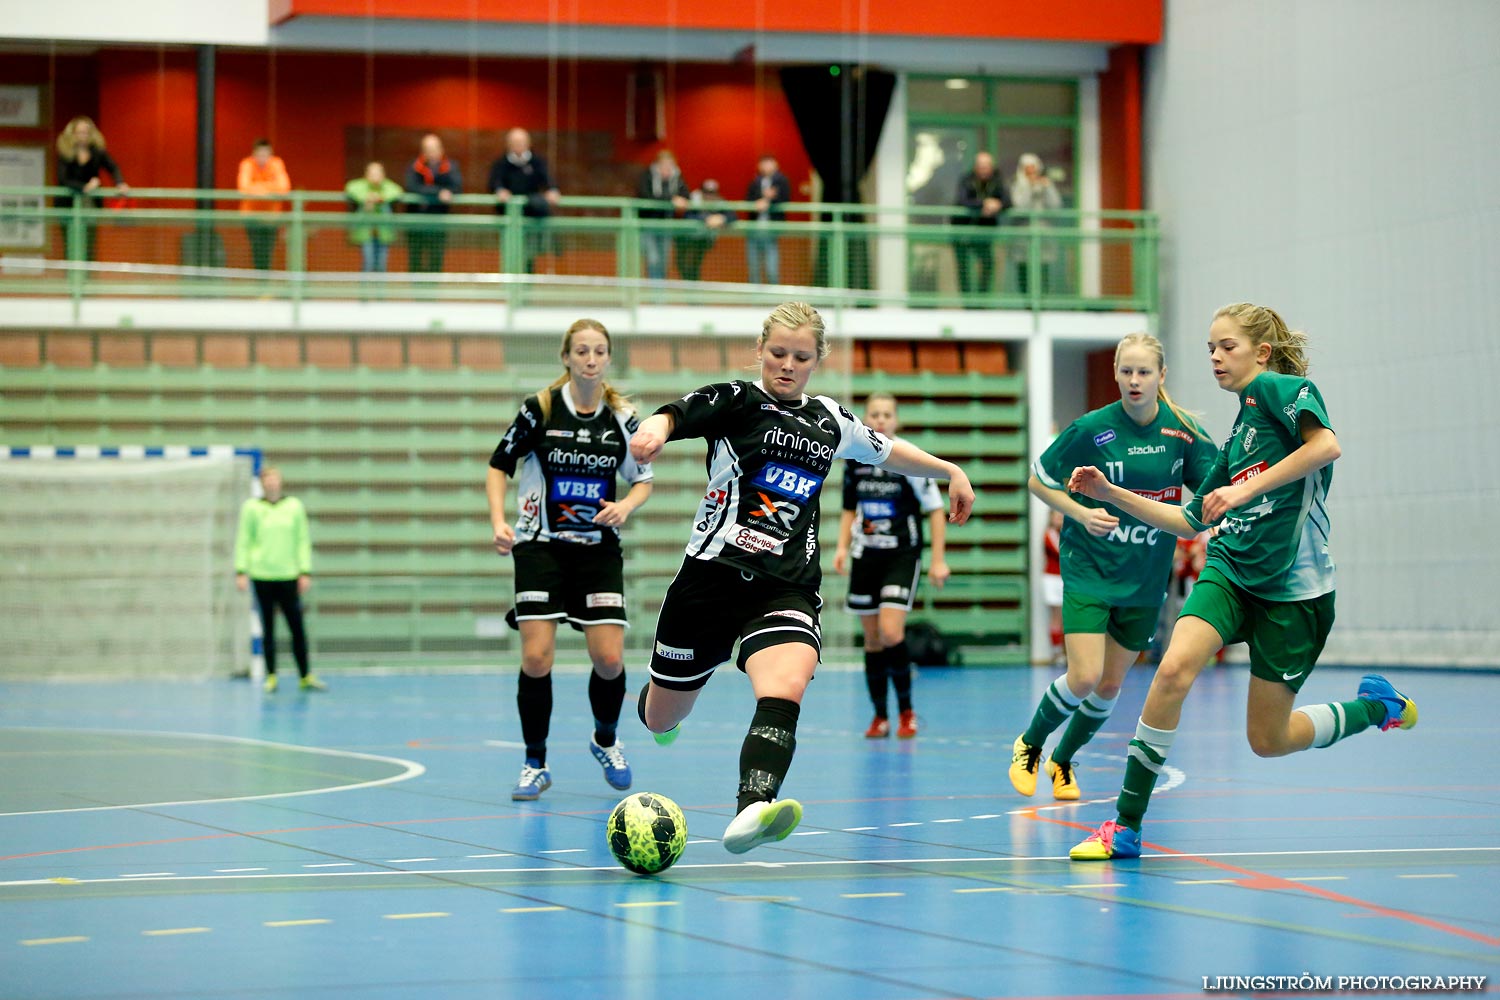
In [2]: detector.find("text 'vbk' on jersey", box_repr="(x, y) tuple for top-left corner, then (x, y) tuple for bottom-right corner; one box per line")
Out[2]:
(657, 380), (892, 587)
(489, 383), (653, 547)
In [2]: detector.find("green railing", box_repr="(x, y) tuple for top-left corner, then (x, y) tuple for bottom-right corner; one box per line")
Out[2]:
(0, 186), (1157, 315)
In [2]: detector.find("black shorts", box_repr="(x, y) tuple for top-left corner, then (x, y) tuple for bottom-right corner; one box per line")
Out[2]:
(845, 548), (922, 615)
(648, 558), (822, 692)
(508, 540), (628, 630)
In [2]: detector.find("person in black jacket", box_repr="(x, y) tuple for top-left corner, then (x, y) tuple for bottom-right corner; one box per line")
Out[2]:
(744, 155), (791, 285)
(952, 151), (1010, 302)
(404, 134), (463, 273)
(487, 128), (560, 273)
(636, 150), (690, 280)
(55, 116), (128, 261)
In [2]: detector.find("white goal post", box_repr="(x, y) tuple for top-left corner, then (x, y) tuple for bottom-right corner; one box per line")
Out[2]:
(0, 445), (261, 680)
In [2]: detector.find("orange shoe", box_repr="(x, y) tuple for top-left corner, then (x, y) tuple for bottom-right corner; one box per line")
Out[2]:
(864, 716), (890, 739)
(896, 710), (918, 739)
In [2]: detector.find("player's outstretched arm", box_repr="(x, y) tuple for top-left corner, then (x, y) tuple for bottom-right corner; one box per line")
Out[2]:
(1067, 466), (1196, 539)
(1200, 423), (1340, 523)
(880, 439), (974, 525)
(630, 413), (674, 464)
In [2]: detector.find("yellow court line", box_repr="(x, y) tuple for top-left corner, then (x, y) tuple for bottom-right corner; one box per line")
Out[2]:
(382, 912), (450, 920)
(142, 927), (211, 937)
(501, 906), (565, 914)
(840, 892), (905, 898)
(21, 936), (90, 946)
(615, 901), (679, 908)
(264, 919), (332, 927)
(953, 887), (1017, 894)
(1397, 873), (1456, 879)
(1285, 876), (1347, 882)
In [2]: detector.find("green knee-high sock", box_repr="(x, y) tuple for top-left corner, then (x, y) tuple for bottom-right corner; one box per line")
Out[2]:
(1022, 676), (1083, 747)
(1294, 698), (1385, 748)
(1052, 692), (1119, 765)
(1115, 719), (1176, 832)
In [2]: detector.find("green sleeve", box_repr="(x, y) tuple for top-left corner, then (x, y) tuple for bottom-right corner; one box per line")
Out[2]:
(1274, 377), (1333, 436)
(295, 499), (312, 575)
(234, 500), (256, 574)
(1183, 443), (1232, 532)
(1033, 422), (1086, 490)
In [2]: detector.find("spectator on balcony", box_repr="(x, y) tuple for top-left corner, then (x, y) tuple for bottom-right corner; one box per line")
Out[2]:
(236, 139), (291, 271)
(744, 154), (791, 286)
(952, 151), (1010, 302)
(344, 162), (405, 274)
(55, 116), (128, 261)
(488, 128), (560, 273)
(636, 149), (690, 281)
(1009, 153), (1063, 295)
(675, 179), (735, 282)
(405, 134), (462, 273)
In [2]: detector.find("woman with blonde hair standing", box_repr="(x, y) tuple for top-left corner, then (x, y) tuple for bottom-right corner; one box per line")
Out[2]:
(487, 319), (654, 800)
(55, 116), (128, 260)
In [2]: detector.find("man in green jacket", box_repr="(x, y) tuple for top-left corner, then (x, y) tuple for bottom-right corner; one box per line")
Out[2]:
(235, 467), (324, 693)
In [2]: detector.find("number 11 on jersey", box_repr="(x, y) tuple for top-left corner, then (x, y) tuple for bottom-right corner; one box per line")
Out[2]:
(1105, 460), (1124, 483)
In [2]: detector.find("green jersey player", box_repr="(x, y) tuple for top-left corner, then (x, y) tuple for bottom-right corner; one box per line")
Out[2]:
(1012, 333), (1217, 800)
(1067, 303), (1417, 861)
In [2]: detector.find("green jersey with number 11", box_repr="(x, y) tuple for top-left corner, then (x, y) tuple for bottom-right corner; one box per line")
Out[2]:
(1036, 401), (1217, 607)
(1183, 370), (1335, 602)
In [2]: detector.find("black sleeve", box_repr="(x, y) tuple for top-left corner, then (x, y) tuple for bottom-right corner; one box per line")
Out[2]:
(406, 163), (433, 198)
(636, 169), (654, 200)
(444, 161), (463, 194)
(535, 155), (556, 192)
(95, 152), (124, 186)
(656, 382), (738, 442)
(842, 461), (859, 512)
(488, 396), (545, 474)
(956, 174), (980, 212)
(486, 159), (504, 193)
(772, 175), (792, 205)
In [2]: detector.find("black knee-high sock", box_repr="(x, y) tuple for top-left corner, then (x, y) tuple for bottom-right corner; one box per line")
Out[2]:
(863, 648), (888, 718)
(887, 641), (912, 713)
(516, 672), (552, 766)
(589, 669), (626, 747)
(737, 697), (800, 813)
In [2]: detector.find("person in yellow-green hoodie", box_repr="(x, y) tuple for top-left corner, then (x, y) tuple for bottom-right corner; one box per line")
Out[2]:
(235, 467), (323, 693)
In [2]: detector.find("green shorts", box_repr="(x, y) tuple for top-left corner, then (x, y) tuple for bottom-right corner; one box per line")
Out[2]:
(1179, 565), (1335, 693)
(1061, 590), (1159, 652)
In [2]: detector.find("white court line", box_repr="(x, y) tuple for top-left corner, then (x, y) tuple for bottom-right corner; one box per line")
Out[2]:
(214, 868), (266, 873)
(119, 872), (175, 878)
(931, 819), (963, 824)
(467, 854), (512, 859)
(0, 727), (426, 817)
(842, 827), (877, 832)
(304, 863), (354, 869)
(8, 847), (1495, 888)
(538, 849), (585, 855)
(889, 822), (923, 828)
(1397, 873), (1457, 879)
(385, 858), (436, 864)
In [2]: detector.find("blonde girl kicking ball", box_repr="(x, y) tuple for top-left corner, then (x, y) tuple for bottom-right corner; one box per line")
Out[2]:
(1067, 303), (1416, 861)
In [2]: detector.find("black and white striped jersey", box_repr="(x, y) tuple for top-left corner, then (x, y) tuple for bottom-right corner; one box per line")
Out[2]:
(656, 380), (893, 587)
(489, 384), (653, 547)
(842, 450), (944, 557)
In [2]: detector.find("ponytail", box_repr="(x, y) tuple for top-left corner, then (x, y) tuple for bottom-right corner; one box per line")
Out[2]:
(1117, 331), (1208, 441)
(1213, 302), (1311, 377)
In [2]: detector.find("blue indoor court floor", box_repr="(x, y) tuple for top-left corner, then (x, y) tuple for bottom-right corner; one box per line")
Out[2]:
(1, 665), (1497, 1000)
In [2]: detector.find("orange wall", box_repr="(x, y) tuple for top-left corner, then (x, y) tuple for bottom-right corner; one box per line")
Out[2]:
(1099, 44), (1143, 211)
(93, 51), (812, 197)
(271, 0), (1163, 44)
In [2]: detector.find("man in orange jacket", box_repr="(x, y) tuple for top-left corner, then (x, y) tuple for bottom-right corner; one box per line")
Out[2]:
(237, 139), (291, 270)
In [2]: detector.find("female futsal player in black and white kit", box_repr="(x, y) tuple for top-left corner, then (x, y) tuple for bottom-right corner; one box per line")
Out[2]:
(629, 302), (974, 853)
(488, 319), (654, 801)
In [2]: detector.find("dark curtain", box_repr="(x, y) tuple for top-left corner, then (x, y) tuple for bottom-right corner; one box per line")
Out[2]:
(777, 65), (896, 290)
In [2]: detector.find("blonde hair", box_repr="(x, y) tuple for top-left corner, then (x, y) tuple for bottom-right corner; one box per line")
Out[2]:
(57, 116), (105, 158)
(864, 391), (898, 411)
(535, 319), (632, 420)
(759, 301), (829, 360)
(1213, 302), (1311, 377)
(1115, 332), (1208, 441)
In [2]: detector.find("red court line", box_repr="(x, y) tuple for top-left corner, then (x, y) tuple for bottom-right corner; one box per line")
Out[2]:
(1020, 807), (1500, 949)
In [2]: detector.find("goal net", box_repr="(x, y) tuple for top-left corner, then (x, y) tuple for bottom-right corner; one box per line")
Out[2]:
(0, 446), (258, 679)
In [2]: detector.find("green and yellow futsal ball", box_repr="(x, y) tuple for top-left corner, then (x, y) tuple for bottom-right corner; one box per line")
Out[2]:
(607, 793), (688, 875)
